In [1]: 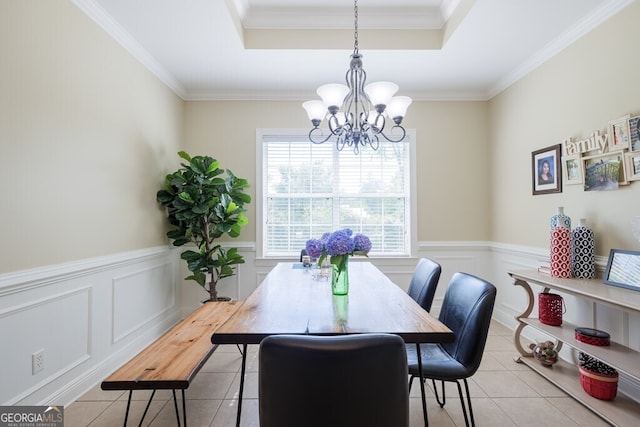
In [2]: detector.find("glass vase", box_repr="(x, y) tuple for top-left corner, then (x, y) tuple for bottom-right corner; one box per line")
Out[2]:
(331, 257), (349, 295)
(332, 295), (349, 326)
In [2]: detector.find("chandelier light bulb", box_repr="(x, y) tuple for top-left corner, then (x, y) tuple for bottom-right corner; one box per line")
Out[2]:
(317, 83), (350, 110)
(364, 81), (398, 108)
(302, 100), (327, 123)
(386, 96), (413, 123)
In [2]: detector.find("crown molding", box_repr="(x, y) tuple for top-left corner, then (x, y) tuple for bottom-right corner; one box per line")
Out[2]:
(72, 0), (187, 100)
(488, 0), (634, 99)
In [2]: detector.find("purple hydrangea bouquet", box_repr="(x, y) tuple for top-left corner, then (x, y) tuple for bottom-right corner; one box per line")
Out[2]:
(305, 229), (371, 295)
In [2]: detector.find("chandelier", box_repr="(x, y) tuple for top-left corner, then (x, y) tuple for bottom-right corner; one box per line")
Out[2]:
(302, 0), (412, 154)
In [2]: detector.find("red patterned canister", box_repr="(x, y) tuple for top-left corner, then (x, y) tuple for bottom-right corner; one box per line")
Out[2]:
(550, 207), (572, 278)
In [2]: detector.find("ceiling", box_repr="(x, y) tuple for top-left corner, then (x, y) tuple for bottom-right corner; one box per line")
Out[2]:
(74, 0), (630, 101)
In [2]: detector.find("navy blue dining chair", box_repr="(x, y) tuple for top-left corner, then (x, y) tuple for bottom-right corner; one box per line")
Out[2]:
(407, 257), (441, 312)
(406, 272), (497, 427)
(259, 333), (409, 427)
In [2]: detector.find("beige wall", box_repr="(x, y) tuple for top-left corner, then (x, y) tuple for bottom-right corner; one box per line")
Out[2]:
(183, 99), (491, 246)
(4, 0), (637, 275)
(0, 0), (183, 273)
(489, 1), (640, 255)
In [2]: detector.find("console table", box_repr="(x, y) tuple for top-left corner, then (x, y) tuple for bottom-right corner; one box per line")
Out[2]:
(509, 270), (640, 426)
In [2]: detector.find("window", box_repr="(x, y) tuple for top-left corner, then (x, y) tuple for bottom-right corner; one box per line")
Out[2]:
(257, 129), (415, 258)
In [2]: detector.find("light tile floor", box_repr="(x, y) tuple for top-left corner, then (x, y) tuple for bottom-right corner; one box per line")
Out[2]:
(65, 321), (610, 426)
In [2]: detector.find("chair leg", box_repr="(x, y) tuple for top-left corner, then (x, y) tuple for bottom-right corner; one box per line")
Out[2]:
(454, 379), (475, 427)
(463, 379), (475, 427)
(432, 380), (446, 407)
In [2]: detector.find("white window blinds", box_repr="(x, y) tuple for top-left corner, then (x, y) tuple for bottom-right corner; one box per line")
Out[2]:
(260, 131), (413, 257)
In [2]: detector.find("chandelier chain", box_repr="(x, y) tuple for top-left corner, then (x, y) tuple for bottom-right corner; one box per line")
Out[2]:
(353, 0), (359, 53)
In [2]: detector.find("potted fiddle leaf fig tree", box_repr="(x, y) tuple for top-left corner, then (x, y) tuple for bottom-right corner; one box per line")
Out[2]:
(156, 151), (251, 302)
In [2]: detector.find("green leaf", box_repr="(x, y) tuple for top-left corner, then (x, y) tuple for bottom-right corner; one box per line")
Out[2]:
(181, 250), (202, 261)
(167, 229), (185, 239)
(178, 151), (192, 162)
(206, 159), (221, 174)
(178, 192), (195, 204)
(186, 270), (206, 287)
(171, 237), (191, 246)
(192, 203), (209, 214)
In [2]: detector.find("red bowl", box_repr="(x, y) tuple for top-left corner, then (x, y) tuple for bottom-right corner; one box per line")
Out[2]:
(579, 367), (618, 400)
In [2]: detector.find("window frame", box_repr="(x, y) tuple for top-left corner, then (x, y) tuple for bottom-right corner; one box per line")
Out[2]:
(255, 128), (417, 259)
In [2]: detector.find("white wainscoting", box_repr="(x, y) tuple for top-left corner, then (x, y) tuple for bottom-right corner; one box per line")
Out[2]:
(0, 246), (181, 406)
(2, 241), (638, 407)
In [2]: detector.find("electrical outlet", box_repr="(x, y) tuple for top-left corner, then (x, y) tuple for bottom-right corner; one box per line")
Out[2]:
(32, 349), (44, 374)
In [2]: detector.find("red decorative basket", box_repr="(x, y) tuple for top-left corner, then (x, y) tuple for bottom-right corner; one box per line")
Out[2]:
(575, 328), (610, 346)
(539, 293), (564, 326)
(579, 367), (618, 400)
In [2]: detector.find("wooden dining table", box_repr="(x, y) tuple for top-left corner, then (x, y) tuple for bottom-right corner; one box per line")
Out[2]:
(211, 261), (454, 427)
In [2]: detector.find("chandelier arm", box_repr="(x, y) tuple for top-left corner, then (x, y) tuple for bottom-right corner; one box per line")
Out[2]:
(367, 133), (380, 151)
(369, 112), (385, 134)
(327, 114), (343, 135)
(308, 127), (337, 145)
(344, 68), (356, 124)
(379, 125), (407, 143)
(336, 135), (349, 152)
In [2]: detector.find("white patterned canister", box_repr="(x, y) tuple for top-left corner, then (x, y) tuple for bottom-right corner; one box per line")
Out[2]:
(550, 206), (571, 229)
(550, 207), (572, 278)
(572, 218), (595, 279)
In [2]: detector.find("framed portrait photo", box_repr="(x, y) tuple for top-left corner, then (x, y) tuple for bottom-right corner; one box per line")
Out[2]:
(532, 144), (562, 195)
(608, 114), (631, 151)
(604, 249), (640, 292)
(629, 115), (640, 152)
(562, 154), (583, 185)
(583, 151), (628, 191)
(625, 152), (640, 181)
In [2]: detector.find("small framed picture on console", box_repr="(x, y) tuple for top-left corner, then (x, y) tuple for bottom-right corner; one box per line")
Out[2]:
(604, 249), (640, 291)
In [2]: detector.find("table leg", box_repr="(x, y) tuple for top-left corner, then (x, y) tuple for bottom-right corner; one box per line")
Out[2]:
(235, 344), (248, 427)
(416, 343), (429, 427)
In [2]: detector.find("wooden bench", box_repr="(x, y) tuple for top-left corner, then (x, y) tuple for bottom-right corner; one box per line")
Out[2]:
(101, 301), (242, 427)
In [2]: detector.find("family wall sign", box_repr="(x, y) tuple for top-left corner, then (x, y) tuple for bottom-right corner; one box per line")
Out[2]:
(560, 114), (640, 191)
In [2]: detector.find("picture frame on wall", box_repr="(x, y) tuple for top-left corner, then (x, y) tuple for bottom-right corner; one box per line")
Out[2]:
(562, 154), (583, 185)
(532, 144), (562, 195)
(604, 249), (640, 292)
(629, 115), (640, 152)
(583, 151), (627, 191)
(626, 152), (640, 181)
(608, 114), (630, 151)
